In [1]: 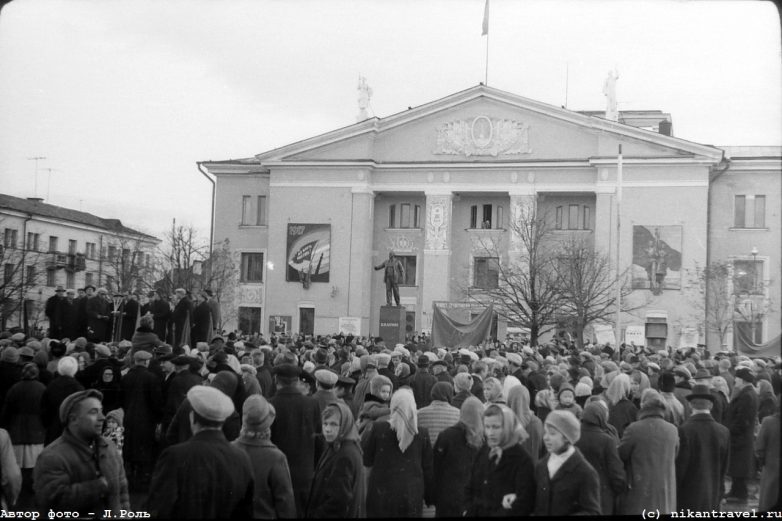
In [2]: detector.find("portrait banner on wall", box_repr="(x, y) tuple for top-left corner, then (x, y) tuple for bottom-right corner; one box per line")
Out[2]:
(268, 315), (291, 335)
(338, 316), (361, 336)
(631, 225), (683, 293)
(286, 223), (331, 283)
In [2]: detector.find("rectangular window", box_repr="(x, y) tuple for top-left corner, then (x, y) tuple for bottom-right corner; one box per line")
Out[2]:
(733, 260), (763, 294)
(238, 307), (262, 335)
(397, 255), (417, 286)
(241, 195), (253, 225)
(85, 242), (96, 259)
(555, 206), (563, 230)
(241, 252), (264, 282)
(256, 196), (267, 226)
(66, 271), (75, 289)
(473, 257), (500, 289)
(68, 239), (77, 255)
(107, 246), (117, 261)
(49, 236), (59, 252)
(754, 195), (765, 228)
(3, 229), (17, 248)
(583, 206), (591, 230)
(482, 204), (492, 228)
(470, 205), (478, 228)
(45, 268), (54, 287)
(400, 203), (411, 228)
(568, 205), (579, 230)
(85, 272), (94, 287)
(4, 263), (13, 284)
(27, 265), (36, 284)
(388, 204), (396, 228)
(734, 195), (746, 227)
(27, 232), (39, 251)
(414, 205), (422, 228)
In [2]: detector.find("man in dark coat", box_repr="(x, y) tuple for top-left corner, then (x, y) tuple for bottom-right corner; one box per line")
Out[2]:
(121, 350), (163, 491)
(58, 289), (78, 340)
(724, 367), (759, 503)
(171, 288), (193, 348)
(191, 293), (212, 344)
(270, 364), (323, 517)
(676, 383), (730, 510)
(410, 356), (437, 409)
(470, 360), (487, 403)
(147, 385), (254, 519)
(40, 356), (84, 445)
(85, 288), (111, 343)
(146, 291), (171, 341)
(74, 287), (89, 338)
(160, 355), (202, 441)
(119, 293), (140, 341)
(45, 286), (66, 338)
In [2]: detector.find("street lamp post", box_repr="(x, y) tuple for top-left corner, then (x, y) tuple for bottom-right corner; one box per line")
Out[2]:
(750, 246), (759, 343)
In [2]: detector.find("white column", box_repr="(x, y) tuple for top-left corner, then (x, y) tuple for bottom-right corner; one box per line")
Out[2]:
(422, 190), (453, 331)
(348, 187), (375, 334)
(508, 188), (536, 267)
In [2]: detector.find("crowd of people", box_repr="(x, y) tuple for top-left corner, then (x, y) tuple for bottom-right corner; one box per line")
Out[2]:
(0, 287), (779, 518)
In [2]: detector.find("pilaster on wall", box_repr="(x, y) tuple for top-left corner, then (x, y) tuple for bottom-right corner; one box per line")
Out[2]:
(348, 188), (375, 333)
(508, 189), (536, 268)
(594, 189), (614, 256)
(422, 190), (453, 331)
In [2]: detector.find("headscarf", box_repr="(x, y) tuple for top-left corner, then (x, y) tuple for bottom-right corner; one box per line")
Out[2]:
(388, 388), (418, 453)
(430, 382), (453, 403)
(605, 373), (631, 406)
(460, 396), (485, 449)
(506, 385), (535, 429)
(639, 389), (668, 419)
(369, 375), (392, 399)
(582, 402), (610, 430)
(534, 389), (557, 411)
(321, 402), (361, 451)
(483, 377), (504, 403)
(453, 372), (473, 392)
(758, 380), (776, 403)
(484, 403), (527, 462)
(502, 374), (522, 398)
(711, 376), (730, 401)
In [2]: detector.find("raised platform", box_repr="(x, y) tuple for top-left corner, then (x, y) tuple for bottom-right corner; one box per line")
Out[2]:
(378, 305), (406, 346)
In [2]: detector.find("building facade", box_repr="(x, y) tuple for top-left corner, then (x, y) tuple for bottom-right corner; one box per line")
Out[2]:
(0, 194), (159, 332)
(203, 85), (780, 348)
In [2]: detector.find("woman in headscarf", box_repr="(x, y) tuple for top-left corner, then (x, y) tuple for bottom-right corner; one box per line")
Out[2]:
(232, 395), (297, 519)
(711, 376), (731, 426)
(507, 385), (543, 464)
(629, 369), (650, 409)
(394, 362), (411, 388)
(239, 364), (263, 397)
(604, 373), (637, 438)
(575, 401), (626, 514)
(483, 377), (505, 405)
(534, 389), (557, 422)
(432, 397), (484, 518)
(465, 404), (535, 517)
(757, 379), (778, 423)
(305, 402), (364, 518)
(94, 365), (123, 412)
(0, 363), (46, 499)
(357, 375), (392, 435)
(362, 388), (433, 518)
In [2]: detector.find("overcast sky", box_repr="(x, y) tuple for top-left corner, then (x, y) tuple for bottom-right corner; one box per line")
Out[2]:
(1, 0), (779, 240)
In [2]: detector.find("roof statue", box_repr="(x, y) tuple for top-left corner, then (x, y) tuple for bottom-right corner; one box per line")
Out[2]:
(357, 75), (373, 122)
(603, 69), (619, 122)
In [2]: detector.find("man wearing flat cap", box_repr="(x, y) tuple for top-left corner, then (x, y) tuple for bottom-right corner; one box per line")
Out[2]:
(33, 390), (129, 515)
(270, 364), (322, 517)
(160, 355), (202, 444)
(312, 369), (339, 412)
(148, 386), (254, 519)
(410, 355), (437, 409)
(676, 383), (730, 511)
(724, 367), (759, 503)
(120, 349), (163, 492)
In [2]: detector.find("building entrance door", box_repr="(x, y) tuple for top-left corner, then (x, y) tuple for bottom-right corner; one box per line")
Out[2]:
(299, 307), (314, 336)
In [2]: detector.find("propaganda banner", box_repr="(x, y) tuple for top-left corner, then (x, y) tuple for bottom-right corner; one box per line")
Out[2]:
(286, 223), (331, 283)
(631, 225), (683, 292)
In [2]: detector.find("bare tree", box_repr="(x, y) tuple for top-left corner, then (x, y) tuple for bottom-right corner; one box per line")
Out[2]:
(460, 205), (562, 346)
(202, 238), (238, 331)
(0, 224), (46, 330)
(153, 223), (208, 296)
(551, 237), (640, 349)
(684, 262), (731, 348)
(102, 236), (156, 294)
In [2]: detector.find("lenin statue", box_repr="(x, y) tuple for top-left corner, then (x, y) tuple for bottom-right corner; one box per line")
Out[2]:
(374, 251), (405, 307)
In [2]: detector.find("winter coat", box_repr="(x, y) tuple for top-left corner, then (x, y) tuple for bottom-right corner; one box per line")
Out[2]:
(357, 396), (390, 434)
(618, 409), (679, 515)
(165, 397), (240, 446)
(451, 390), (473, 411)
(533, 448), (602, 516)
(362, 420), (433, 518)
(33, 428), (129, 515)
(465, 443), (535, 517)
(85, 295), (110, 342)
(521, 415), (544, 465)
(147, 429), (254, 519)
(305, 439), (364, 518)
(755, 413), (780, 512)
(120, 365), (163, 466)
(676, 413), (730, 510)
(232, 437), (297, 519)
(417, 401), (460, 445)
(410, 370), (437, 409)
(0, 429), (21, 508)
(576, 423), (626, 514)
(432, 423), (480, 517)
(130, 328), (164, 353)
(608, 398), (638, 439)
(0, 379), (46, 445)
(41, 375), (84, 445)
(269, 385), (323, 517)
(0, 361), (22, 410)
(162, 370), (202, 429)
(191, 301), (212, 344)
(726, 384), (759, 478)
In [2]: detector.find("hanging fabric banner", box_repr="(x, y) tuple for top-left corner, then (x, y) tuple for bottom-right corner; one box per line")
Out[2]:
(431, 303), (493, 348)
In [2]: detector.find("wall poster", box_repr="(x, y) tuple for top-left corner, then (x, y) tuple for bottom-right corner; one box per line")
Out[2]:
(286, 223), (331, 284)
(631, 225), (682, 294)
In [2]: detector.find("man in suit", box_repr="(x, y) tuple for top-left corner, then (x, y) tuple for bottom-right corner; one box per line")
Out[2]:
(373, 251), (405, 307)
(269, 364), (322, 517)
(85, 287), (111, 343)
(676, 383), (730, 510)
(171, 288), (193, 348)
(724, 367), (759, 503)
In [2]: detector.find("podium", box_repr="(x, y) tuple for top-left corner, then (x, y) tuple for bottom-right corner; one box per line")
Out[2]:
(379, 305), (406, 346)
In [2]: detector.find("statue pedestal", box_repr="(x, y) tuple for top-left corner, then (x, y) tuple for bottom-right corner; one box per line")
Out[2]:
(379, 305), (406, 346)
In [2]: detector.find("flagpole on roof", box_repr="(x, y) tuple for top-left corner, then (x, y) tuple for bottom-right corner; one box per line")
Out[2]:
(614, 145), (623, 360)
(482, 0), (489, 85)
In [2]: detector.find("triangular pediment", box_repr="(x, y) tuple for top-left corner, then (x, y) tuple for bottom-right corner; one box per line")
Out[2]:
(255, 85), (722, 164)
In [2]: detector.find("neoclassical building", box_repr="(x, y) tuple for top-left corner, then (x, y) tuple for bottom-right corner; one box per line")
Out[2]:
(201, 84), (780, 349)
